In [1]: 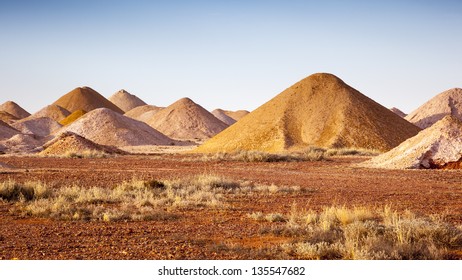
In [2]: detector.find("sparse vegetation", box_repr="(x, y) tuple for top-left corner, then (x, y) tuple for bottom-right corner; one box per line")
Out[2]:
(1, 175), (302, 222)
(62, 150), (111, 158)
(197, 147), (379, 163)
(250, 205), (462, 260)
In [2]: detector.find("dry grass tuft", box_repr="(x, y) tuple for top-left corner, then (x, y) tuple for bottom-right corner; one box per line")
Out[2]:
(3, 175), (302, 222)
(252, 205), (462, 260)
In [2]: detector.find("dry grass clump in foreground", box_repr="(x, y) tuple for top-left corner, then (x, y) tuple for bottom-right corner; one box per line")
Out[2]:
(1, 175), (301, 222)
(249, 205), (462, 260)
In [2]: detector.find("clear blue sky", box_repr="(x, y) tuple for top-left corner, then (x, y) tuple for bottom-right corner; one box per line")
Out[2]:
(1, 0), (461, 114)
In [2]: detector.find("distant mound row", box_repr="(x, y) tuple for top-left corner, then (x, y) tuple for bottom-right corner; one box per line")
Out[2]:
(195, 73), (420, 153)
(0, 101), (30, 119)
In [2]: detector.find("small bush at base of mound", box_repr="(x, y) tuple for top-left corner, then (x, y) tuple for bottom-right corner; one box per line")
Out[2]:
(250, 205), (462, 260)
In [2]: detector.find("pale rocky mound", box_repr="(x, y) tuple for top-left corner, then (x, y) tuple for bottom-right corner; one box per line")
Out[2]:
(52, 86), (124, 114)
(360, 115), (462, 169)
(212, 109), (237, 125)
(405, 88), (462, 129)
(40, 131), (125, 156)
(108, 89), (147, 113)
(0, 134), (42, 154)
(124, 105), (164, 122)
(0, 101), (30, 119)
(0, 111), (19, 124)
(222, 110), (249, 121)
(195, 73), (421, 153)
(390, 107), (407, 118)
(59, 108), (173, 146)
(59, 110), (86, 126)
(147, 98), (228, 141)
(11, 117), (62, 137)
(27, 105), (70, 122)
(0, 120), (20, 140)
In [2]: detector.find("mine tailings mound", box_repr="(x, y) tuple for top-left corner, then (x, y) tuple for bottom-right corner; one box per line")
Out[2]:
(147, 98), (228, 141)
(212, 109), (237, 125)
(0, 101), (30, 119)
(108, 89), (147, 113)
(360, 115), (462, 169)
(26, 105), (70, 122)
(195, 73), (421, 153)
(59, 110), (86, 126)
(405, 88), (462, 129)
(52, 86), (124, 114)
(58, 108), (174, 147)
(40, 131), (126, 156)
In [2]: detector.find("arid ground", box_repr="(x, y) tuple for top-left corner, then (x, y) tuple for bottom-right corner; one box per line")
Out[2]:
(1, 155), (461, 260)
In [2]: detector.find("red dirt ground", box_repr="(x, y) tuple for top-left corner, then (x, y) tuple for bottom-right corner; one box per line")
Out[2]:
(0, 155), (461, 259)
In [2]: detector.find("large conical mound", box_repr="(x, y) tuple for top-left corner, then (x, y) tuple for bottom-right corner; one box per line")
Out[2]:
(212, 109), (237, 125)
(52, 87), (124, 114)
(27, 105), (71, 122)
(40, 131), (125, 156)
(360, 115), (462, 169)
(0, 101), (30, 119)
(108, 89), (147, 113)
(405, 88), (462, 129)
(195, 73), (421, 153)
(59, 108), (173, 147)
(147, 98), (228, 141)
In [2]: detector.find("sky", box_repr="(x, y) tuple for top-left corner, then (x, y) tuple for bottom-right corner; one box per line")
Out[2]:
(0, 0), (461, 114)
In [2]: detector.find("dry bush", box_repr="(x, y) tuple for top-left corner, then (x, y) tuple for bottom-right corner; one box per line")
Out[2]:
(253, 205), (462, 260)
(63, 150), (110, 158)
(200, 150), (325, 162)
(325, 148), (380, 157)
(4, 175), (301, 222)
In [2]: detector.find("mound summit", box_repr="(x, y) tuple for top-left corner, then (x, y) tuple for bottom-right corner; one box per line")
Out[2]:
(405, 88), (462, 129)
(147, 98), (228, 141)
(0, 101), (30, 119)
(108, 89), (147, 113)
(195, 73), (421, 153)
(361, 115), (462, 169)
(52, 87), (124, 114)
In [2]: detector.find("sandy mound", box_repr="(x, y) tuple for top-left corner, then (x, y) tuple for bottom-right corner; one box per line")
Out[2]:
(59, 110), (86, 126)
(0, 111), (19, 124)
(0, 101), (30, 119)
(222, 110), (249, 121)
(59, 108), (174, 146)
(0, 134), (42, 154)
(40, 131), (125, 156)
(52, 86), (124, 114)
(147, 98), (228, 141)
(212, 109), (237, 125)
(390, 107), (406, 118)
(124, 105), (164, 122)
(195, 73), (421, 153)
(0, 120), (20, 140)
(27, 105), (70, 122)
(405, 88), (462, 129)
(11, 117), (62, 137)
(360, 115), (462, 169)
(108, 89), (147, 113)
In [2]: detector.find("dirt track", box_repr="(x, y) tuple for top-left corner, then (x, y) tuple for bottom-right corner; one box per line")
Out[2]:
(1, 155), (461, 259)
